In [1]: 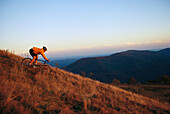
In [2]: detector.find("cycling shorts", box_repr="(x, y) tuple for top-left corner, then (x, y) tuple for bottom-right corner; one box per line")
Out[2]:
(29, 48), (37, 57)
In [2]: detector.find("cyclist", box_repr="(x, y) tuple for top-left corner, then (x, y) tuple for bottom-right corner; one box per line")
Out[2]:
(29, 46), (50, 65)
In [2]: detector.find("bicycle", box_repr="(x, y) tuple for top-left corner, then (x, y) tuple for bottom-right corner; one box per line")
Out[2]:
(21, 58), (52, 75)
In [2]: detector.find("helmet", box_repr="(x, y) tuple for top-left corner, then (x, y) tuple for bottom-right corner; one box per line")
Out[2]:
(43, 46), (47, 51)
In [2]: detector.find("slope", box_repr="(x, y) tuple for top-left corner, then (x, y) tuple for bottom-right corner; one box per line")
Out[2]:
(66, 48), (170, 83)
(157, 47), (170, 57)
(0, 49), (169, 113)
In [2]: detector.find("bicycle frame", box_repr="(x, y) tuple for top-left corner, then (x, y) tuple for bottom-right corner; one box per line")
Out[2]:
(21, 58), (52, 75)
(35, 59), (48, 64)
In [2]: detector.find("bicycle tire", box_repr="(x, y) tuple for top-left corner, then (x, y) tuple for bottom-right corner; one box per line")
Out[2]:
(21, 58), (32, 67)
(39, 64), (52, 75)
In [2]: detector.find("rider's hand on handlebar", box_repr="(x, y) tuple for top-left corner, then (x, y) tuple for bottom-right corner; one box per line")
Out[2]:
(47, 59), (50, 62)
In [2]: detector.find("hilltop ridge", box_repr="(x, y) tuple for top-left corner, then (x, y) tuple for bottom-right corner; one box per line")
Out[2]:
(157, 48), (170, 57)
(0, 49), (170, 113)
(66, 48), (170, 83)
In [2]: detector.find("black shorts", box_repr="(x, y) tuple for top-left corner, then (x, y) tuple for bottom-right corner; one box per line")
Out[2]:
(29, 48), (37, 57)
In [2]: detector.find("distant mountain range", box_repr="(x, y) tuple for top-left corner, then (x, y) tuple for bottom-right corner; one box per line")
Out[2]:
(65, 48), (170, 83)
(48, 58), (79, 68)
(48, 54), (109, 68)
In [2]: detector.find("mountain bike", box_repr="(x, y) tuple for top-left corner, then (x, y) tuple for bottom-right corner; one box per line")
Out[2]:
(21, 58), (52, 75)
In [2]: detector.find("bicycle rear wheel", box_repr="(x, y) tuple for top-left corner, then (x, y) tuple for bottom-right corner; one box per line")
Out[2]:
(21, 58), (32, 67)
(39, 64), (52, 75)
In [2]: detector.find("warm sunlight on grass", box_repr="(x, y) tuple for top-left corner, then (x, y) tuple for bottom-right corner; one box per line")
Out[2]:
(0, 49), (170, 113)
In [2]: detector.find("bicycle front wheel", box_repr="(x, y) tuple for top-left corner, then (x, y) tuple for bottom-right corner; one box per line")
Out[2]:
(39, 64), (52, 75)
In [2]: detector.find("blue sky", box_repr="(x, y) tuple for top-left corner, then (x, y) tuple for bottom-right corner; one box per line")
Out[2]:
(0, 0), (170, 57)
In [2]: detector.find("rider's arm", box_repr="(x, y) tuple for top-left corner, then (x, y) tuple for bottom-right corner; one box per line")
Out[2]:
(41, 52), (49, 61)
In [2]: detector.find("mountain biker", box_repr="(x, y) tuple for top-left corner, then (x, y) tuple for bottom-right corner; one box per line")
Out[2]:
(29, 46), (50, 65)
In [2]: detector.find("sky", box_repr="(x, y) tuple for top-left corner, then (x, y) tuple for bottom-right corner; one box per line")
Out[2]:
(0, 0), (170, 58)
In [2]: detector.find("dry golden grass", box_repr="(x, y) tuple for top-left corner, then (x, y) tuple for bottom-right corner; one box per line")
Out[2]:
(0, 49), (170, 113)
(116, 84), (170, 104)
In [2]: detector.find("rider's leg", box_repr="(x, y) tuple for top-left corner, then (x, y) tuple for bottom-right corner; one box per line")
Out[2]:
(29, 48), (35, 65)
(30, 56), (36, 65)
(35, 55), (38, 64)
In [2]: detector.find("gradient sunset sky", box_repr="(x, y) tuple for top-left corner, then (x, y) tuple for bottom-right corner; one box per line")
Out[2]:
(0, 0), (170, 58)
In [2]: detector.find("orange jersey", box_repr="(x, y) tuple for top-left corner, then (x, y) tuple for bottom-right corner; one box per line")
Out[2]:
(32, 47), (48, 60)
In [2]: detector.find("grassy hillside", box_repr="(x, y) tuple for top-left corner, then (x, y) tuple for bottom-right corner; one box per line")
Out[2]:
(0, 49), (170, 113)
(116, 84), (170, 104)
